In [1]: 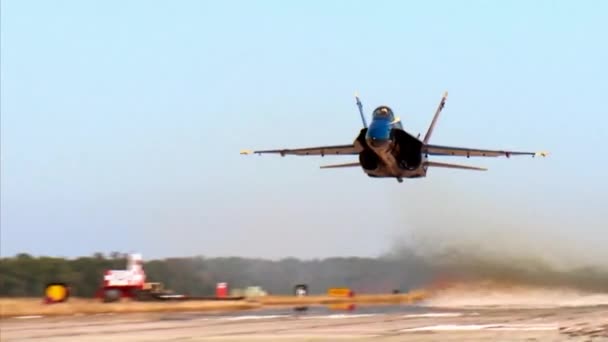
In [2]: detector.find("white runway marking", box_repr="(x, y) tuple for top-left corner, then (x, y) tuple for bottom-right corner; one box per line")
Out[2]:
(402, 324), (499, 331)
(13, 315), (43, 319)
(492, 324), (560, 331)
(402, 312), (464, 318)
(205, 334), (377, 340)
(300, 313), (379, 319)
(401, 323), (559, 332)
(220, 314), (290, 321)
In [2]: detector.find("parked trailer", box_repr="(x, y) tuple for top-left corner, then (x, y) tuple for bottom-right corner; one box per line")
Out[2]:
(96, 254), (243, 302)
(95, 253), (147, 302)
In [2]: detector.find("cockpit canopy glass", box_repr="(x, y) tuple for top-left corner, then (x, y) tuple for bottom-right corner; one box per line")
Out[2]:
(372, 106), (393, 119)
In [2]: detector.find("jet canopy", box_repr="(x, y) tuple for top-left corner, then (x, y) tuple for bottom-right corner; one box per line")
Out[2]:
(372, 106), (394, 119)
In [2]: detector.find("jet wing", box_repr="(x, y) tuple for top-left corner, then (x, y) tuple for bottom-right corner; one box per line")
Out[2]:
(240, 144), (359, 156)
(423, 144), (548, 158)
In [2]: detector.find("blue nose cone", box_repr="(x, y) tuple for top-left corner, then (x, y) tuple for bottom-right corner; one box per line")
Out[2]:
(366, 120), (391, 147)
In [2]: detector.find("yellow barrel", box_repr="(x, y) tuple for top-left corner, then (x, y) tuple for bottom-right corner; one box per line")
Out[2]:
(44, 283), (69, 303)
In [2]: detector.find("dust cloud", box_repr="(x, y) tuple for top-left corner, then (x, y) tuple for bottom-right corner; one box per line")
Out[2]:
(384, 178), (608, 305)
(420, 281), (608, 308)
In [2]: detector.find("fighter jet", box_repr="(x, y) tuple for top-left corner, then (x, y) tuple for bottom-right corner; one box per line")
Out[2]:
(241, 92), (547, 183)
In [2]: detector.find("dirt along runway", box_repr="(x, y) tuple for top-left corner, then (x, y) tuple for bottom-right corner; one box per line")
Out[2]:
(2, 304), (608, 341)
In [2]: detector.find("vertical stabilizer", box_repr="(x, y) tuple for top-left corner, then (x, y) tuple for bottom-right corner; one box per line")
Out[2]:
(423, 91), (448, 144)
(355, 92), (368, 128)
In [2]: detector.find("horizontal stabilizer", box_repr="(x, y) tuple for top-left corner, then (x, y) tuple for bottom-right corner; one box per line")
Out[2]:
(425, 161), (487, 171)
(320, 162), (360, 169)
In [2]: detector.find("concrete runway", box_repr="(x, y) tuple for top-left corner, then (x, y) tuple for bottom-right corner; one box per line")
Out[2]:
(2, 305), (608, 341)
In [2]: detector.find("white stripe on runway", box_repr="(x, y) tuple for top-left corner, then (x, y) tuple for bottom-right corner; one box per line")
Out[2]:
(220, 315), (290, 321)
(403, 312), (463, 318)
(300, 313), (380, 319)
(401, 323), (558, 332)
(13, 315), (44, 319)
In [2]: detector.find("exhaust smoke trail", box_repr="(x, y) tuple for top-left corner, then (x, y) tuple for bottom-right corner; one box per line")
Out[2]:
(384, 178), (608, 303)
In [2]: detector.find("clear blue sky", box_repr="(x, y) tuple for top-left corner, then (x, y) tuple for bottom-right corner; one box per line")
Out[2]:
(2, 1), (607, 262)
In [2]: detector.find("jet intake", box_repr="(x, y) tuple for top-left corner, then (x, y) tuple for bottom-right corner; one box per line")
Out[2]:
(358, 150), (379, 171)
(399, 149), (422, 170)
(393, 129), (423, 170)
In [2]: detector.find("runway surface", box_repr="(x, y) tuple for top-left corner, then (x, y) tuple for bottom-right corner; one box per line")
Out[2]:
(2, 304), (608, 341)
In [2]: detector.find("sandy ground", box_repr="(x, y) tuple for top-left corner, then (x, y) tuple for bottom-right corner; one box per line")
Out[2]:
(2, 305), (608, 341)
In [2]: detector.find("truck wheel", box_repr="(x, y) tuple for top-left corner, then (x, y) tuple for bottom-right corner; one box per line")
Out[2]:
(103, 289), (121, 303)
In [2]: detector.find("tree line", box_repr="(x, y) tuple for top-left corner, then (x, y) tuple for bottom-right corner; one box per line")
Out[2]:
(0, 253), (429, 297)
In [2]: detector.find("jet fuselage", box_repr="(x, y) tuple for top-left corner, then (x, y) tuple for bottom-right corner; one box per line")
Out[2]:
(356, 106), (428, 180)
